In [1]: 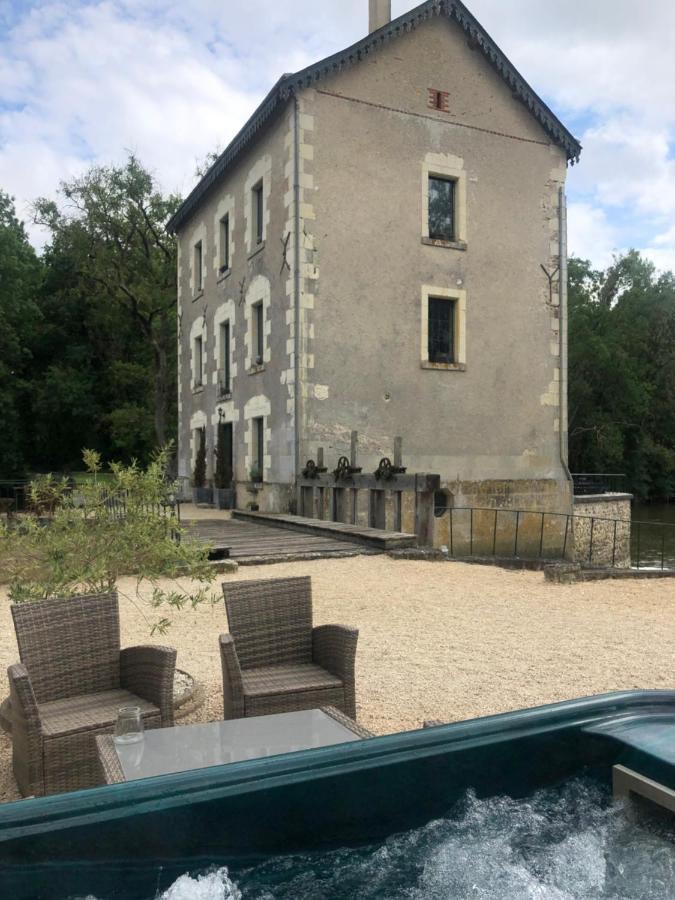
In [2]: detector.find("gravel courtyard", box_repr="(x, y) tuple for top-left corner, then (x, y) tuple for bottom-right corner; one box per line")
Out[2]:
(1, 556), (673, 803)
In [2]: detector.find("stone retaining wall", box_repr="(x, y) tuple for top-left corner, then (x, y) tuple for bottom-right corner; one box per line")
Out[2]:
(573, 494), (633, 568)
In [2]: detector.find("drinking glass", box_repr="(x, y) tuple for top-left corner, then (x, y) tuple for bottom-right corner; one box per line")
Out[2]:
(113, 706), (144, 745)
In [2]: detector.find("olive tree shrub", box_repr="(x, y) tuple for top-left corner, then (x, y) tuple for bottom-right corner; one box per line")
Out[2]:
(0, 448), (216, 633)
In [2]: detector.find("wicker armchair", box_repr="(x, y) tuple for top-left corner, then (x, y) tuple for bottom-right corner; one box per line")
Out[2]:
(8, 592), (176, 797)
(220, 576), (358, 720)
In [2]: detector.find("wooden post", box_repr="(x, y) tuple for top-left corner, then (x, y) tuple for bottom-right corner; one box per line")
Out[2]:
(317, 447), (324, 468)
(350, 431), (358, 468)
(394, 436), (402, 468)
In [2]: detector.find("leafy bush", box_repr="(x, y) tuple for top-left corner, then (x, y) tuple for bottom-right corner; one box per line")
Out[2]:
(0, 447), (216, 633)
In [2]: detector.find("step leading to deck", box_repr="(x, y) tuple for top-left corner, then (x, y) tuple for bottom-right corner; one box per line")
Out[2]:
(233, 510), (417, 552)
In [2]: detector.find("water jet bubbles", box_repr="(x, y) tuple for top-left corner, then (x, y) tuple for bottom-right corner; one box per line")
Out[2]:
(159, 867), (241, 900)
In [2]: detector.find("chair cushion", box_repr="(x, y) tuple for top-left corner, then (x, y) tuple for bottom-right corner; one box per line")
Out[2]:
(242, 664), (343, 699)
(39, 689), (159, 737)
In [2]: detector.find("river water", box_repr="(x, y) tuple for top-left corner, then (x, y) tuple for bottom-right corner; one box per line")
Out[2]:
(631, 501), (675, 568)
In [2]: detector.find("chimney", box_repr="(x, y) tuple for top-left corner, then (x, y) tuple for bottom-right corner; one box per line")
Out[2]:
(369, 0), (391, 33)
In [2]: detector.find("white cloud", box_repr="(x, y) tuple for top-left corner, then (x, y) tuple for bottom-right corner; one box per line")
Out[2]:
(567, 202), (620, 269)
(0, 0), (673, 271)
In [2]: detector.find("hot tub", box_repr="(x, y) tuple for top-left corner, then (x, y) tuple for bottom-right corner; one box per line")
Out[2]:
(1, 690), (674, 898)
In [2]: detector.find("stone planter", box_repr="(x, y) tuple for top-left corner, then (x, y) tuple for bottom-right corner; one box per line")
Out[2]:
(214, 487), (235, 510)
(245, 481), (262, 512)
(192, 486), (213, 505)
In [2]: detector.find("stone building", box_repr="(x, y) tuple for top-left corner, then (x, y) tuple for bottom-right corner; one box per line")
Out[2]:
(169, 0), (582, 532)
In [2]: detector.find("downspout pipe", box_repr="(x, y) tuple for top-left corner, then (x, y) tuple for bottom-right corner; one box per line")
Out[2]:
(559, 187), (572, 484)
(293, 94), (302, 504)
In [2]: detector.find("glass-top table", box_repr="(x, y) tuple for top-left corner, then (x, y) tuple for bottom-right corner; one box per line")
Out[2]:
(96, 707), (373, 784)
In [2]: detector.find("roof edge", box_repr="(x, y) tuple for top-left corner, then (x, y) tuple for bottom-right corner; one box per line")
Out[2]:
(168, 0), (581, 234)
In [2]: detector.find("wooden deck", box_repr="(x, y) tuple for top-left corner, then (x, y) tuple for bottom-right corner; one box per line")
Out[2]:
(233, 510), (418, 551)
(185, 516), (380, 565)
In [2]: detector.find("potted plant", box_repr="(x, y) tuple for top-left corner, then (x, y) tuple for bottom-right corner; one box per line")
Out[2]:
(214, 423), (235, 510)
(192, 428), (213, 505)
(246, 466), (263, 511)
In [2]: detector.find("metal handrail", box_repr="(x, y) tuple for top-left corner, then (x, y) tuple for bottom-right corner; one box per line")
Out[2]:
(434, 505), (675, 571)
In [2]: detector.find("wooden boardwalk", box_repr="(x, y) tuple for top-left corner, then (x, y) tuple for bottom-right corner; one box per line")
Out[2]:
(185, 517), (380, 565)
(234, 511), (417, 551)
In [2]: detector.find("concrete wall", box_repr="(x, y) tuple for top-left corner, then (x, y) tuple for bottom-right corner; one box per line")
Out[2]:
(300, 16), (571, 514)
(573, 494), (633, 568)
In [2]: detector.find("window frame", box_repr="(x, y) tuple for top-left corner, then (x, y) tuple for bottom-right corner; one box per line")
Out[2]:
(421, 156), (467, 250)
(428, 175), (456, 243)
(420, 284), (467, 371)
(219, 215), (229, 273)
(253, 416), (264, 476)
(253, 301), (264, 365)
(219, 320), (231, 395)
(193, 240), (203, 293)
(428, 296), (457, 365)
(193, 334), (203, 388)
(252, 181), (264, 246)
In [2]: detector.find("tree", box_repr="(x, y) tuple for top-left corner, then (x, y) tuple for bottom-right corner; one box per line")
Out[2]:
(568, 252), (675, 500)
(0, 192), (42, 476)
(33, 156), (180, 450)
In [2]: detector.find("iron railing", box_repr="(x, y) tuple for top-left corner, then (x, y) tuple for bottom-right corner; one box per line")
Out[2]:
(0, 479), (29, 512)
(103, 492), (181, 523)
(631, 518), (675, 570)
(571, 473), (626, 495)
(434, 506), (675, 571)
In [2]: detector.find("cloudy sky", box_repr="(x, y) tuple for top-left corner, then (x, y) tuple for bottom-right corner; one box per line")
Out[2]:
(1, 0), (674, 269)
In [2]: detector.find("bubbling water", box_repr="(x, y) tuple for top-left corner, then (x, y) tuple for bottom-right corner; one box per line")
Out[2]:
(159, 867), (241, 900)
(80, 778), (675, 899)
(231, 778), (675, 899)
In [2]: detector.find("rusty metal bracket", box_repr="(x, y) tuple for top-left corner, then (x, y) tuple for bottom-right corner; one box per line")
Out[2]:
(301, 459), (326, 479)
(375, 457), (407, 481)
(280, 232), (291, 274)
(333, 456), (362, 481)
(541, 263), (560, 307)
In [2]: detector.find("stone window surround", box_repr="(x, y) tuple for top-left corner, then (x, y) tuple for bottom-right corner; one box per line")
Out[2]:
(189, 316), (207, 390)
(214, 194), (235, 278)
(420, 284), (467, 371)
(213, 299), (237, 395)
(243, 395), (272, 481)
(421, 153), (467, 250)
(188, 222), (207, 299)
(244, 155), (271, 255)
(244, 274), (272, 371)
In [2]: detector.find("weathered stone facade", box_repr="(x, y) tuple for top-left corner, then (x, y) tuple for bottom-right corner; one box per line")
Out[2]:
(171, 3), (580, 529)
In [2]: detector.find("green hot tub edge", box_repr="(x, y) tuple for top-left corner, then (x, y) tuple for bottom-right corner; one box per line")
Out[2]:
(1, 689), (674, 898)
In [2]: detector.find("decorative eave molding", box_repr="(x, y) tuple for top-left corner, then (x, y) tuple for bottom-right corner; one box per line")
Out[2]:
(168, 0), (581, 234)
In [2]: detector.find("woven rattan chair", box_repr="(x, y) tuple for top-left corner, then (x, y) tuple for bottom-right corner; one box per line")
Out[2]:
(219, 576), (358, 720)
(8, 591), (176, 797)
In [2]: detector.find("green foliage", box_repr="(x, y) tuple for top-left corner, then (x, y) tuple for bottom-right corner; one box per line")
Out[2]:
(214, 423), (233, 489)
(0, 448), (216, 633)
(193, 428), (207, 488)
(569, 252), (675, 500)
(32, 155), (181, 455)
(0, 192), (43, 476)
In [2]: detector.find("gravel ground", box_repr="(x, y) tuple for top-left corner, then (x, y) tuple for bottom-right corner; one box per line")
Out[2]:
(1, 556), (673, 804)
